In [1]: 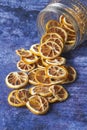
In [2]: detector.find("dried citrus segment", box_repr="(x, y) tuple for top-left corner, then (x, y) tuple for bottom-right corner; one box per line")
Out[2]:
(35, 68), (52, 86)
(40, 33), (63, 44)
(5, 72), (28, 89)
(29, 86), (52, 97)
(22, 53), (38, 64)
(46, 27), (67, 42)
(36, 58), (45, 68)
(46, 56), (66, 66)
(49, 85), (68, 102)
(16, 48), (32, 57)
(8, 90), (24, 107)
(26, 95), (49, 115)
(46, 95), (59, 103)
(28, 68), (40, 85)
(39, 41), (62, 59)
(47, 38), (64, 49)
(30, 43), (40, 56)
(46, 20), (60, 30)
(47, 65), (68, 80)
(62, 66), (77, 84)
(17, 60), (35, 72)
(16, 89), (31, 105)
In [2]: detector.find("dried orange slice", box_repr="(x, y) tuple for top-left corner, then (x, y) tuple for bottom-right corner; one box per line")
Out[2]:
(17, 60), (35, 72)
(39, 41), (62, 59)
(28, 68), (40, 85)
(5, 71), (28, 89)
(16, 89), (31, 105)
(46, 27), (67, 42)
(46, 56), (66, 66)
(46, 65), (68, 80)
(46, 20), (60, 30)
(40, 33), (63, 44)
(49, 85), (68, 102)
(8, 90), (24, 107)
(26, 95), (49, 115)
(35, 68), (52, 86)
(22, 53), (38, 64)
(62, 66), (77, 84)
(29, 86), (52, 97)
(16, 48), (32, 57)
(30, 43), (40, 56)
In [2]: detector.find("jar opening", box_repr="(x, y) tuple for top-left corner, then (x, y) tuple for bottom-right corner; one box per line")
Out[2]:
(37, 3), (81, 52)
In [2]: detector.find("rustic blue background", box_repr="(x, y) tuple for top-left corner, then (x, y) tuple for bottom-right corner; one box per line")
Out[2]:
(0, 0), (87, 130)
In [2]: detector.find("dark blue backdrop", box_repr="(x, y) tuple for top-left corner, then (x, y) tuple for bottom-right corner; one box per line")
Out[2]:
(0, 0), (87, 130)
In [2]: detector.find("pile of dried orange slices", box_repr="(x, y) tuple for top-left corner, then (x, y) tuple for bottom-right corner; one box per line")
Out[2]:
(5, 15), (77, 115)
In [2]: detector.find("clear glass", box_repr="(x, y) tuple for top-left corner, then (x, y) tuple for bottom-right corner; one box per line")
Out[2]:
(37, 0), (87, 51)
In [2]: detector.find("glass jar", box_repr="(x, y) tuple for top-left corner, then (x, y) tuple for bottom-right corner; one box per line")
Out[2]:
(37, 0), (87, 51)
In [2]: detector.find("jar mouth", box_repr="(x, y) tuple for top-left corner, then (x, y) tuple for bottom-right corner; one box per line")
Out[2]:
(37, 3), (81, 51)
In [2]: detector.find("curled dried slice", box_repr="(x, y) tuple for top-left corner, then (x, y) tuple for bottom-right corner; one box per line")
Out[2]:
(28, 68), (40, 85)
(46, 56), (66, 66)
(59, 15), (64, 24)
(39, 41), (62, 59)
(47, 65), (68, 80)
(46, 27), (67, 42)
(62, 24), (75, 35)
(5, 71), (28, 89)
(49, 85), (68, 102)
(17, 60), (35, 72)
(40, 33), (63, 44)
(26, 95), (49, 115)
(22, 53), (38, 64)
(63, 16), (74, 28)
(29, 86), (52, 97)
(35, 68), (52, 86)
(59, 15), (74, 29)
(16, 89), (31, 105)
(16, 48), (32, 57)
(46, 20), (60, 30)
(8, 90), (24, 107)
(62, 66), (77, 84)
(30, 43), (40, 56)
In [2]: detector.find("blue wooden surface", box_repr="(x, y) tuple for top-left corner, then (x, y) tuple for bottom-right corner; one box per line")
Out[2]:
(0, 0), (87, 130)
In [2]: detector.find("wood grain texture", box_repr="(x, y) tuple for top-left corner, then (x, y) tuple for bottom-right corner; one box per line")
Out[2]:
(0, 0), (87, 130)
